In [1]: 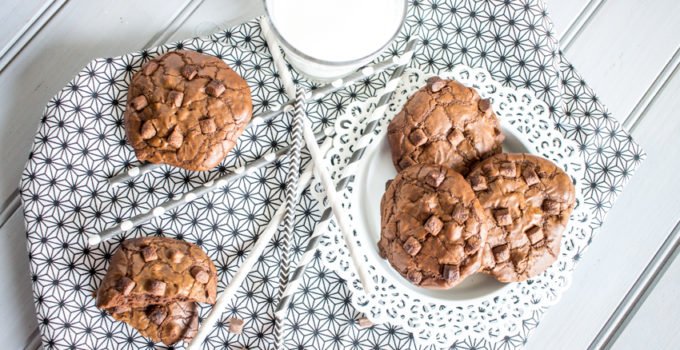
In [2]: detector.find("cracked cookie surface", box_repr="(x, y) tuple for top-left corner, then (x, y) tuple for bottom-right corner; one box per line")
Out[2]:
(387, 76), (504, 175)
(378, 164), (488, 289)
(95, 237), (217, 345)
(108, 301), (198, 345)
(124, 50), (252, 171)
(467, 153), (575, 282)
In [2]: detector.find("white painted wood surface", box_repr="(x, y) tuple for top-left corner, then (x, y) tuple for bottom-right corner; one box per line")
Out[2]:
(1, 1), (679, 349)
(0, 0), (47, 51)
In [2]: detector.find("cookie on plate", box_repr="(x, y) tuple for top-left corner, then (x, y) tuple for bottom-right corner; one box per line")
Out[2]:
(124, 50), (252, 171)
(378, 164), (488, 289)
(107, 301), (198, 345)
(387, 76), (504, 175)
(466, 153), (575, 282)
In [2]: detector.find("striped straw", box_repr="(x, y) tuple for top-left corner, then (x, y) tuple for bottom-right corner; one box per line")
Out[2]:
(274, 39), (418, 317)
(272, 88), (306, 350)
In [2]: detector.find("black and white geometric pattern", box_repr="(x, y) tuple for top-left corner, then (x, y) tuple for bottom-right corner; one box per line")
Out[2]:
(20, 1), (644, 349)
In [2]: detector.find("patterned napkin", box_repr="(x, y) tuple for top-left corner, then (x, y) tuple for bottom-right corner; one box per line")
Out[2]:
(20, 1), (644, 349)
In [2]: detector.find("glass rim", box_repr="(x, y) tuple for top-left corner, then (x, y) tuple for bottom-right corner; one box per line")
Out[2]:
(262, 0), (408, 67)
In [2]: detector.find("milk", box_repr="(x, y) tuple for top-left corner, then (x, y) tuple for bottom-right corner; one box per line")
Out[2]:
(265, 0), (406, 81)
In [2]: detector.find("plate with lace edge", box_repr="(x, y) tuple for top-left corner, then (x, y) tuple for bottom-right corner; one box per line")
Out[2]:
(312, 66), (590, 349)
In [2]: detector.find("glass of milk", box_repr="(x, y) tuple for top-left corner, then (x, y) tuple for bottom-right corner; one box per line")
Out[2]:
(264, 0), (407, 82)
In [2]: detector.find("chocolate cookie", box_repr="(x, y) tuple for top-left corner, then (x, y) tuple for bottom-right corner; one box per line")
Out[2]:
(124, 50), (252, 171)
(96, 236), (217, 309)
(108, 302), (198, 345)
(387, 77), (504, 174)
(466, 153), (575, 282)
(96, 237), (217, 345)
(378, 164), (488, 289)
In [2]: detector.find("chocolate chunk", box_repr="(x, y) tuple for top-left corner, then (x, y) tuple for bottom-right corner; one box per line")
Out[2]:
(428, 77), (446, 92)
(143, 61), (159, 76)
(357, 317), (374, 328)
(424, 215), (443, 235)
(148, 306), (167, 325)
(526, 225), (544, 244)
(229, 318), (244, 334)
(148, 280), (167, 296)
(205, 80), (226, 97)
(199, 118), (217, 134)
(406, 270), (423, 283)
(384, 179), (393, 190)
(131, 95), (148, 111)
(493, 208), (512, 226)
(543, 200), (560, 215)
(492, 244), (510, 263)
(190, 266), (210, 284)
(478, 98), (492, 112)
(403, 236), (422, 256)
(452, 204), (469, 224)
(167, 129), (183, 148)
(465, 234), (482, 253)
(141, 246), (158, 262)
(408, 129), (428, 147)
(468, 174), (487, 191)
(115, 277), (135, 295)
(148, 137), (162, 147)
(442, 264), (459, 281)
(167, 248), (184, 263)
(424, 170), (445, 187)
(140, 121), (156, 140)
(181, 64), (198, 80)
(398, 157), (416, 170)
(499, 162), (516, 177)
(447, 128), (464, 145)
(522, 166), (540, 186)
(167, 91), (184, 108)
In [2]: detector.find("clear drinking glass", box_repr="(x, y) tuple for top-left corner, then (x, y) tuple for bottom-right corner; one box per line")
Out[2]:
(264, 0), (407, 82)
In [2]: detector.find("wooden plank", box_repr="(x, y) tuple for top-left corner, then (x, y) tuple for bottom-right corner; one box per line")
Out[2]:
(0, 0), (191, 210)
(528, 56), (680, 349)
(0, 210), (37, 350)
(542, 0), (592, 42)
(611, 228), (680, 349)
(561, 0), (680, 129)
(166, 0), (264, 42)
(0, 0), (48, 48)
(0, 1), (68, 73)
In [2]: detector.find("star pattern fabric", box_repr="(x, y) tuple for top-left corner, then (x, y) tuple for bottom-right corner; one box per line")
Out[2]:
(20, 1), (643, 349)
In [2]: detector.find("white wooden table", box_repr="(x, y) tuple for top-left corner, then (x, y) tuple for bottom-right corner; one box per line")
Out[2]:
(1, 1), (678, 349)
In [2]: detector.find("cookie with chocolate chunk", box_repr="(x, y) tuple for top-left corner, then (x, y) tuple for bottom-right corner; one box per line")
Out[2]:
(387, 77), (504, 175)
(96, 236), (217, 309)
(124, 50), (252, 171)
(378, 164), (488, 289)
(466, 153), (575, 282)
(108, 302), (198, 345)
(96, 237), (217, 345)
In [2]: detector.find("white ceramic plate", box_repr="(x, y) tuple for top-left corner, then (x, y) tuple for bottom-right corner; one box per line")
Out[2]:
(356, 121), (531, 302)
(314, 66), (588, 347)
